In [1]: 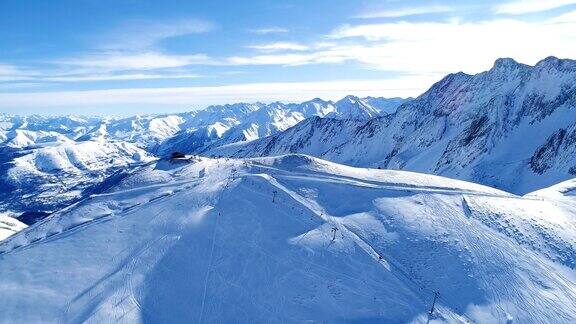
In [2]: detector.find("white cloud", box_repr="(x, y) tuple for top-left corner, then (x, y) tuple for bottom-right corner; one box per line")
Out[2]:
(248, 27), (289, 34)
(355, 5), (453, 18)
(99, 18), (214, 50)
(218, 11), (576, 82)
(0, 64), (21, 75)
(0, 82), (45, 89)
(0, 78), (431, 110)
(42, 73), (201, 82)
(220, 11), (576, 75)
(326, 14), (576, 75)
(0, 64), (36, 82)
(0, 59), (203, 84)
(59, 52), (212, 71)
(246, 42), (309, 51)
(226, 53), (314, 66)
(5, 8), (576, 106)
(0, 19), (216, 86)
(495, 0), (576, 15)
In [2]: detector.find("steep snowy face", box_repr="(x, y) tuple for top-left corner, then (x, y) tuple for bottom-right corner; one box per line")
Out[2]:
(365, 56), (576, 193)
(293, 97), (338, 116)
(154, 103), (266, 156)
(0, 140), (154, 220)
(149, 105), (264, 157)
(3, 129), (74, 148)
(363, 96), (408, 115)
(217, 57), (576, 194)
(217, 102), (307, 143)
(183, 102), (264, 128)
(210, 116), (365, 158)
(329, 95), (382, 120)
(0, 155), (574, 323)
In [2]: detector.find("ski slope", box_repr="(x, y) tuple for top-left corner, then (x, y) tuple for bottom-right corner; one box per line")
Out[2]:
(0, 155), (574, 323)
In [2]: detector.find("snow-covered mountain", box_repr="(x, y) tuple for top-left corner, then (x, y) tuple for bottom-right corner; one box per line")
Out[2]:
(0, 96), (405, 228)
(0, 114), (100, 148)
(327, 95), (383, 120)
(155, 97), (405, 156)
(0, 155), (574, 322)
(0, 96), (401, 156)
(0, 96), (405, 154)
(0, 140), (153, 222)
(212, 57), (576, 194)
(0, 113), (183, 149)
(77, 114), (192, 149)
(363, 96), (408, 115)
(209, 116), (365, 158)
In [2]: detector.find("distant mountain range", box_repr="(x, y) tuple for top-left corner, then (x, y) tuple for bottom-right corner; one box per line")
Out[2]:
(0, 95), (405, 218)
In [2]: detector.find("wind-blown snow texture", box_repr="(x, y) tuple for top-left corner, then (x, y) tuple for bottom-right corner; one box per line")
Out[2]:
(0, 155), (574, 323)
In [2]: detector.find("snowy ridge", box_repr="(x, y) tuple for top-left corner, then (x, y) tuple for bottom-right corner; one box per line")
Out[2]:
(155, 96), (404, 155)
(212, 57), (576, 194)
(0, 96), (404, 152)
(78, 114), (189, 149)
(0, 154), (574, 322)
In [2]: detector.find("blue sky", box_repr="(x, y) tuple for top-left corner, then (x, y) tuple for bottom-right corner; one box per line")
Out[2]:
(1, 0), (576, 115)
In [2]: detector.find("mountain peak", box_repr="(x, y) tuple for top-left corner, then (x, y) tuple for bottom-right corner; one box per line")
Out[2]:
(538, 56), (560, 64)
(338, 95), (360, 103)
(307, 97), (327, 104)
(492, 57), (520, 70)
(534, 56), (576, 71)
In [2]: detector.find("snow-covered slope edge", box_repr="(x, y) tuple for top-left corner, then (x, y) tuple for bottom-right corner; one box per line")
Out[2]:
(0, 154), (574, 323)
